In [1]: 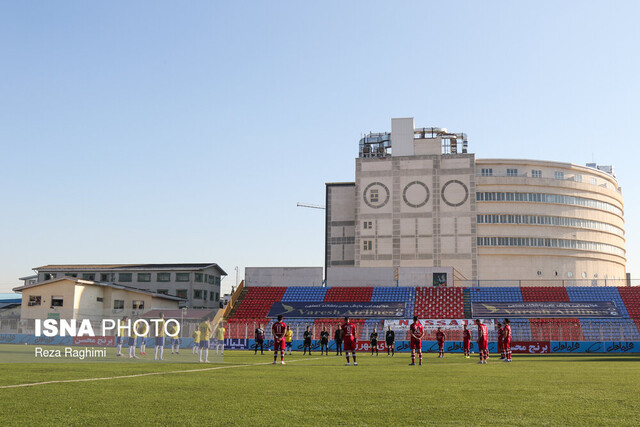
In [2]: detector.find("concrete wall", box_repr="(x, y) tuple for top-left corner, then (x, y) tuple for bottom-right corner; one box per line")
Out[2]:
(245, 267), (324, 287)
(327, 266), (454, 287)
(354, 153), (477, 280)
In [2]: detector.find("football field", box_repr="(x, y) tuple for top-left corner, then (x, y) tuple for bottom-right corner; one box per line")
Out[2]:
(0, 344), (639, 426)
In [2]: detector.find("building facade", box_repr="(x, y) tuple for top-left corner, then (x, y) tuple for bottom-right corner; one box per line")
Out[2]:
(326, 118), (625, 286)
(22, 263), (227, 309)
(14, 278), (181, 323)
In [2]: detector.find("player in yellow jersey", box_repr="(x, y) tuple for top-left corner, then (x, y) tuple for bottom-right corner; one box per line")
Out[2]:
(198, 318), (212, 363)
(116, 316), (128, 357)
(192, 328), (201, 355)
(154, 313), (166, 361)
(215, 323), (225, 355)
(137, 320), (149, 355)
(285, 325), (293, 355)
(169, 323), (180, 354)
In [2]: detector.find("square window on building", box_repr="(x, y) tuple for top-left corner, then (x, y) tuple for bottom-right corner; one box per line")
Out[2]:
(574, 174), (582, 182)
(44, 273), (56, 281)
(195, 273), (203, 283)
(194, 289), (203, 300)
(481, 168), (493, 177)
(176, 273), (190, 282)
(51, 296), (64, 307)
(114, 300), (124, 310)
(216, 292), (220, 302)
(363, 221), (372, 229)
(82, 273), (96, 281)
(208, 275), (215, 284)
(554, 171), (564, 180)
(157, 273), (171, 282)
(370, 189), (379, 203)
(532, 170), (542, 178)
(100, 273), (111, 281)
(132, 300), (144, 310)
(65, 272), (78, 278)
(157, 289), (168, 295)
(119, 273), (132, 282)
(590, 177), (597, 185)
(507, 168), (518, 177)
(137, 273), (151, 282)
(363, 240), (373, 251)
(28, 295), (42, 306)
(210, 292), (215, 301)
(176, 289), (188, 299)
(96, 297), (104, 302)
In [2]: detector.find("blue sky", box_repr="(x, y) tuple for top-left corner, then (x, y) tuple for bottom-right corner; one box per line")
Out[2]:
(1, 1), (639, 293)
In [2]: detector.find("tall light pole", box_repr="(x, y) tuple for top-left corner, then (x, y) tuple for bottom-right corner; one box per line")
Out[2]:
(234, 266), (239, 288)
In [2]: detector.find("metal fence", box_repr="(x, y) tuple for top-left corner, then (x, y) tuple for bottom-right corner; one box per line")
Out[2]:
(226, 319), (640, 342)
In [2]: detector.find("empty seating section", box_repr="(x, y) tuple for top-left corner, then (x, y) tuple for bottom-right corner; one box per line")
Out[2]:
(566, 287), (629, 317)
(231, 287), (286, 319)
(371, 287), (415, 302)
(282, 287), (328, 302)
(324, 287), (373, 302)
(521, 287), (570, 302)
(414, 287), (464, 318)
(617, 287), (640, 319)
(468, 287), (523, 303)
(371, 286), (416, 320)
(226, 286), (640, 341)
(510, 319), (532, 341)
(529, 319), (583, 341)
(580, 319), (640, 341)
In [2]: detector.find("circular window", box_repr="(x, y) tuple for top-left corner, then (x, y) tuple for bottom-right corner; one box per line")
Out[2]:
(567, 272), (573, 278)
(363, 182), (390, 209)
(402, 181), (430, 208)
(582, 272), (587, 278)
(441, 180), (469, 207)
(537, 271), (542, 276)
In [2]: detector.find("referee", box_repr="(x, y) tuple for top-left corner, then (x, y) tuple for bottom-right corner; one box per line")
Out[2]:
(385, 325), (395, 357)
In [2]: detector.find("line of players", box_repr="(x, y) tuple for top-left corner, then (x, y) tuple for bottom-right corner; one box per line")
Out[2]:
(267, 315), (513, 365)
(114, 314), (227, 363)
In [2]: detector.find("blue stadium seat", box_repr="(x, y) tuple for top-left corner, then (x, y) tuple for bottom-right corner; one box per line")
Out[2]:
(566, 287), (629, 318)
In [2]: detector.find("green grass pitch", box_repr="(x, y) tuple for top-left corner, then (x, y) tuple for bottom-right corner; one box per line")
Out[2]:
(0, 344), (639, 426)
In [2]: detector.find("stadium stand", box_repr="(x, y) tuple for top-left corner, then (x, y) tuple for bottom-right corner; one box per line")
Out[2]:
(529, 319), (583, 341)
(617, 287), (640, 319)
(282, 287), (328, 302)
(467, 287), (523, 302)
(521, 287), (570, 302)
(225, 286), (640, 342)
(566, 287), (629, 317)
(414, 287), (464, 318)
(324, 287), (373, 302)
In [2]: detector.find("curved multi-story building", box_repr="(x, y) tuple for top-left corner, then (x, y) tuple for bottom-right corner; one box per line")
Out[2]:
(325, 118), (625, 286)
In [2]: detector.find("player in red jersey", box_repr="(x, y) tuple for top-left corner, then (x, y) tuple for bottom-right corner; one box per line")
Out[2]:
(409, 316), (424, 366)
(272, 315), (287, 365)
(497, 322), (504, 360)
(341, 316), (358, 366)
(462, 324), (472, 358)
(436, 327), (446, 358)
(503, 318), (512, 362)
(475, 319), (488, 364)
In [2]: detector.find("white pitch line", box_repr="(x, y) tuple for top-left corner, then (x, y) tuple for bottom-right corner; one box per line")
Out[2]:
(0, 357), (323, 390)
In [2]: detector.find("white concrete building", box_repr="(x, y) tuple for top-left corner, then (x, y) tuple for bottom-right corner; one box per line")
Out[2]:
(326, 118), (625, 286)
(21, 263), (227, 308)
